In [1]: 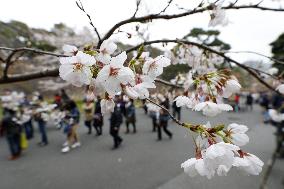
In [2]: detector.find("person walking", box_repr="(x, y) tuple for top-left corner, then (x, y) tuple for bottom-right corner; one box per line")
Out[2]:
(172, 96), (181, 120)
(61, 100), (81, 153)
(157, 97), (172, 140)
(246, 93), (253, 111)
(83, 100), (94, 134)
(34, 108), (48, 146)
(147, 102), (160, 132)
(93, 96), (104, 136)
(109, 98), (123, 149)
(125, 99), (136, 133)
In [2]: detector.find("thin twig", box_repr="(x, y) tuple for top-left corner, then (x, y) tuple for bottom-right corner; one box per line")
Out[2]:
(76, 0), (101, 45)
(0, 47), (67, 57)
(226, 51), (284, 65)
(132, 0), (142, 18)
(146, 98), (184, 126)
(158, 0), (174, 15)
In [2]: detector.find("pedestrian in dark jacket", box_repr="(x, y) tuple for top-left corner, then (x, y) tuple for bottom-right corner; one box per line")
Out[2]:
(1, 109), (22, 160)
(110, 101), (123, 149)
(158, 98), (172, 140)
(246, 93), (253, 111)
(93, 97), (104, 136)
(172, 96), (181, 120)
(125, 99), (136, 133)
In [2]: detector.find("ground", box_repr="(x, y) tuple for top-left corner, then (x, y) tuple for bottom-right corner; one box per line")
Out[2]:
(0, 106), (283, 189)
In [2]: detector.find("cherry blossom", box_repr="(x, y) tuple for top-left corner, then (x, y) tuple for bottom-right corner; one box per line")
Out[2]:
(181, 158), (214, 179)
(222, 79), (241, 98)
(142, 55), (170, 79)
(96, 39), (117, 64)
(100, 98), (115, 114)
(208, 2), (229, 27)
(194, 101), (233, 117)
(125, 86), (139, 99)
(233, 152), (264, 175)
(268, 109), (284, 122)
(226, 123), (249, 146)
(62, 44), (78, 56)
(96, 51), (135, 97)
(203, 142), (240, 176)
(59, 51), (96, 87)
(276, 84), (284, 94)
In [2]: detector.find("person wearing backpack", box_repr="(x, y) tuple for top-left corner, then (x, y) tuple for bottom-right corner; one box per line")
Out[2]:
(109, 97), (123, 149)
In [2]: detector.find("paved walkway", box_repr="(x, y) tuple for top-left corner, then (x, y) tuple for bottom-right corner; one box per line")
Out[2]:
(0, 106), (282, 189)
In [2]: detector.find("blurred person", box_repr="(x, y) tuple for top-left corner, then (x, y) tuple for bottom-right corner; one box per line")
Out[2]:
(157, 97), (172, 140)
(93, 96), (104, 136)
(260, 92), (270, 123)
(271, 92), (284, 109)
(60, 89), (70, 105)
(34, 97), (49, 146)
(234, 94), (240, 112)
(1, 109), (22, 160)
(147, 100), (160, 132)
(62, 100), (81, 153)
(172, 96), (181, 120)
(142, 99), (148, 114)
(125, 99), (136, 133)
(109, 96), (123, 149)
(246, 93), (254, 111)
(119, 94), (126, 117)
(54, 93), (62, 107)
(83, 99), (94, 134)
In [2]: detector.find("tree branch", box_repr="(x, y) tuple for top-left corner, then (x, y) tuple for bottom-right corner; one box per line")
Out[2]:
(158, 0), (174, 15)
(0, 68), (59, 84)
(76, 0), (102, 45)
(155, 78), (184, 89)
(124, 39), (281, 93)
(98, 3), (284, 46)
(226, 51), (284, 65)
(132, 0), (142, 18)
(0, 47), (66, 78)
(146, 98), (184, 126)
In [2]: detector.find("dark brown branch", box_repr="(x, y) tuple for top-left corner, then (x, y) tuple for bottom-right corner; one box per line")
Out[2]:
(0, 68), (59, 84)
(98, 3), (284, 46)
(76, 0), (101, 45)
(158, 0), (174, 15)
(0, 47), (66, 78)
(0, 47), (67, 57)
(132, 0), (142, 18)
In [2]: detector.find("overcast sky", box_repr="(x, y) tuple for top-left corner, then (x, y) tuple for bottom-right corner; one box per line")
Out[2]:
(1, 0), (284, 63)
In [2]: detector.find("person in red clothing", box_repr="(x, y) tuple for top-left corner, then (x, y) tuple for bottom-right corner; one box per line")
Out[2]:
(54, 93), (62, 106)
(234, 94), (240, 112)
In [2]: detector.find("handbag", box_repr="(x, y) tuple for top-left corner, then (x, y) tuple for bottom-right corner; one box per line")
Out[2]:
(20, 132), (28, 150)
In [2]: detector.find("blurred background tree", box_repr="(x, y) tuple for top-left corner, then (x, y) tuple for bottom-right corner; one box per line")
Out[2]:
(270, 33), (284, 76)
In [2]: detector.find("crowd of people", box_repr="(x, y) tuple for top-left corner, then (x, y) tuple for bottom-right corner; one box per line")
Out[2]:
(2, 87), (282, 161)
(0, 89), (180, 160)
